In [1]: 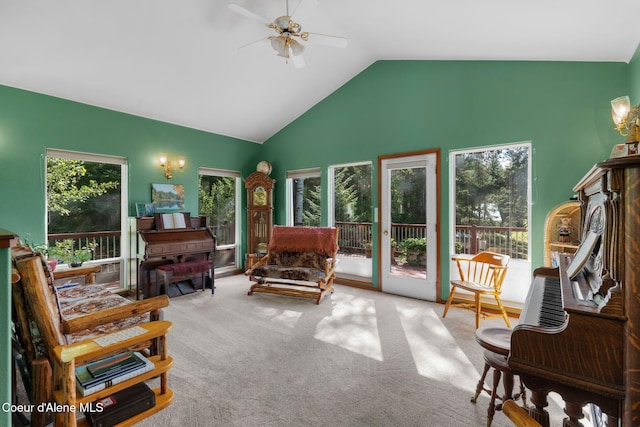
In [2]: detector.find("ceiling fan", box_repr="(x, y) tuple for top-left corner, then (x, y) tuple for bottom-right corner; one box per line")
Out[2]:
(228, 0), (348, 69)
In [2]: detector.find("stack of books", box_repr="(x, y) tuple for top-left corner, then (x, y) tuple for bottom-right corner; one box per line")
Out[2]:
(75, 351), (154, 396)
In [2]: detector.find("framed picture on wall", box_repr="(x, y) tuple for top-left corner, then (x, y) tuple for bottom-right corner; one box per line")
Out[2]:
(151, 183), (185, 212)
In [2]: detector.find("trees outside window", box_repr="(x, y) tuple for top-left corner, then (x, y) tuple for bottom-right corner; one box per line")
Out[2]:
(287, 169), (321, 227)
(451, 144), (530, 259)
(198, 169), (240, 270)
(46, 149), (127, 290)
(47, 158), (121, 234)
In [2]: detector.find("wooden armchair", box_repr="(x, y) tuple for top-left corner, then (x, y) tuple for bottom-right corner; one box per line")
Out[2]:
(11, 244), (173, 426)
(246, 226), (339, 304)
(442, 251), (511, 329)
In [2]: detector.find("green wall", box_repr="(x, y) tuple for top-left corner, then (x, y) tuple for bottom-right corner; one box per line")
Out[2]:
(261, 60), (630, 294)
(0, 84), (262, 245)
(630, 44), (640, 101)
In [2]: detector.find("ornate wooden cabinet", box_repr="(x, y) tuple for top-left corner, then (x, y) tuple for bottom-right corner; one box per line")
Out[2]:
(543, 200), (581, 267)
(245, 164), (274, 268)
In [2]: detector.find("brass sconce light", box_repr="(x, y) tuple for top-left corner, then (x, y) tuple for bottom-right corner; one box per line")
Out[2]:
(611, 96), (640, 141)
(159, 153), (185, 180)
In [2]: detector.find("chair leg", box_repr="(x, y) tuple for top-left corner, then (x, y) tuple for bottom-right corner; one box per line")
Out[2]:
(471, 362), (491, 403)
(442, 286), (457, 318)
(475, 294), (482, 329)
(495, 296), (511, 328)
(31, 358), (52, 427)
(517, 376), (528, 409)
(487, 366), (502, 427)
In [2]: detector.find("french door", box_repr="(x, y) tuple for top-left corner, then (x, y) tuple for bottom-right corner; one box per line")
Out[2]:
(379, 151), (439, 300)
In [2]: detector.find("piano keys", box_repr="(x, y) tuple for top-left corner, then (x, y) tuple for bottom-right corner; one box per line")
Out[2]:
(508, 157), (640, 426)
(134, 214), (216, 299)
(518, 273), (565, 328)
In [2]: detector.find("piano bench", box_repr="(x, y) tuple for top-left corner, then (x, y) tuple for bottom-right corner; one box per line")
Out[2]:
(156, 260), (214, 296)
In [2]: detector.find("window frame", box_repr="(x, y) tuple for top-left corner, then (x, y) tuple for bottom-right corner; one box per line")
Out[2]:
(45, 148), (128, 289)
(448, 141), (532, 305)
(198, 167), (241, 272)
(286, 167), (321, 226)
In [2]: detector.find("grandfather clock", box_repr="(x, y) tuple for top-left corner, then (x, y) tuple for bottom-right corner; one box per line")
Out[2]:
(245, 162), (274, 268)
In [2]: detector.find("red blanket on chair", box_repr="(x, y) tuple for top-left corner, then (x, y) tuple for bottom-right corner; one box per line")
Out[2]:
(268, 226), (338, 257)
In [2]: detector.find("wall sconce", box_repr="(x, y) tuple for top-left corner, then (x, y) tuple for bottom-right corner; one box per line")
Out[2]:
(611, 96), (640, 144)
(159, 153), (185, 180)
(610, 96), (640, 157)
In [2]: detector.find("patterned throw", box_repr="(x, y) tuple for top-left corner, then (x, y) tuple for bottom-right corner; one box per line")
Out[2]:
(268, 226), (339, 257)
(55, 283), (148, 343)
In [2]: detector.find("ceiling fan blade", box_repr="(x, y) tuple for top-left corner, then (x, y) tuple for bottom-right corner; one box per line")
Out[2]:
(290, 51), (306, 69)
(306, 32), (348, 49)
(290, 0), (319, 21)
(228, 3), (271, 26)
(237, 37), (270, 51)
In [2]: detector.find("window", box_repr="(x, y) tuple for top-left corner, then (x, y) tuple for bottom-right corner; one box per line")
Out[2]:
(46, 149), (127, 290)
(449, 142), (531, 303)
(286, 168), (321, 226)
(198, 167), (241, 271)
(329, 162), (373, 280)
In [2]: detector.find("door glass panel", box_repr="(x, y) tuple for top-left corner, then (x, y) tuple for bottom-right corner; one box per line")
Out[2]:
(389, 167), (427, 279)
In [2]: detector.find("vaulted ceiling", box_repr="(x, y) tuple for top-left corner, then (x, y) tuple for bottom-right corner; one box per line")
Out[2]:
(1, 0), (639, 143)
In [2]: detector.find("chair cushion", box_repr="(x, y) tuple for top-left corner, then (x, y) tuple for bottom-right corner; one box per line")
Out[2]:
(269, 251), (327, 270)
(55, 283), (148, 344)
(250, 265), (327, 282)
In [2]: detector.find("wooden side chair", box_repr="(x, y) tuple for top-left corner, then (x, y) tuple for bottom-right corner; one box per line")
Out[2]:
(11, 244), (173, 426)
(442, 251), (511, 329)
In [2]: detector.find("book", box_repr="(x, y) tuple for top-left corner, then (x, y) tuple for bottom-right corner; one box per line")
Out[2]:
(159, 212), (188, 229)
(76, 351), (154, 396)
(84, 382), (156, 427)
(77, 351), (145, 387)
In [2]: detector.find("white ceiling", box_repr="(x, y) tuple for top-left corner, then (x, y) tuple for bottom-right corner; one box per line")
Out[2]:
(1, 0), (639, 143)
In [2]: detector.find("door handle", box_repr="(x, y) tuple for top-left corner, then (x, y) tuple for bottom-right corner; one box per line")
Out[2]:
(383, 230), (389, 236)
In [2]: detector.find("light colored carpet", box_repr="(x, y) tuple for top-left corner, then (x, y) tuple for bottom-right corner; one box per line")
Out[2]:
(137, 275), (565, 427)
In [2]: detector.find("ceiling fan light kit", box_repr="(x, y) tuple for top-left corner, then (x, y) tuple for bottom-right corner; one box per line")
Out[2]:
(228, 0), (347, 68)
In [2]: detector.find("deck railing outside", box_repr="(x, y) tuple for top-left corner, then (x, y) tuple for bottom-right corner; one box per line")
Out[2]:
(335, 221), (528, 260)
(48, 231), (121, 260)
(48, 222), (528, 266)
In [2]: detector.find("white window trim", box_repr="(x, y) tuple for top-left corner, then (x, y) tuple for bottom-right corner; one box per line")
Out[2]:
(46, 148), (126, 165)
(198, 167), (240, 178)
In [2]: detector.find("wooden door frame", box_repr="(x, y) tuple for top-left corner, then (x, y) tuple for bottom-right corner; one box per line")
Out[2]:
(377, 148), (441, 301)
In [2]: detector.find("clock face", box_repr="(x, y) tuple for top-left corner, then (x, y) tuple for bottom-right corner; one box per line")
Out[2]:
(253, 186), (267, 206)
(256, 161), (272, 175)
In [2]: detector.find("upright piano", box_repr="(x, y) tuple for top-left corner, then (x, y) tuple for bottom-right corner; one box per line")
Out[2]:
(508, 157), (640, 427)
(134, 213), (216, 299)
